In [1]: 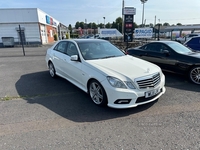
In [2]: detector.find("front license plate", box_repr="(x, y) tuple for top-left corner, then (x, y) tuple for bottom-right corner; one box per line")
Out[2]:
(145, 88), (160, 98)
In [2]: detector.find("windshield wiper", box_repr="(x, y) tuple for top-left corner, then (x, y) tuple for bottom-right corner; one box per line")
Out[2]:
(101, 55), (116, 59)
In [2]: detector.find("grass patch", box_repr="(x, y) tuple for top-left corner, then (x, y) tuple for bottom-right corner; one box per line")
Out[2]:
(0, 92), (76, 101)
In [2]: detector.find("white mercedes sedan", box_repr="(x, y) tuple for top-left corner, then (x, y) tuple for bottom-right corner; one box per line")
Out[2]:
(45, 39), (166, 109)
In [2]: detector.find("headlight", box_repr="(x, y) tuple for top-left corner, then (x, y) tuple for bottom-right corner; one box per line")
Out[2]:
(107, 76), (127, 89)
(107, 76), (136, 89)
(124, 81), (136, 89)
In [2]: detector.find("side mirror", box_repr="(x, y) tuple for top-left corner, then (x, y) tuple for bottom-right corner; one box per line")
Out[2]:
(71, 55), (79, 61)
(163, 50), (170, 55)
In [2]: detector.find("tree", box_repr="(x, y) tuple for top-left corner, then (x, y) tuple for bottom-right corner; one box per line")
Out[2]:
(68, 24), (72, 33)
(98, 23), (104, 28)
(116, 17), (123, 24)
(133, 22), (138, 29)
(155, 23), (162, 26)
(163, 22), (170, 26)
(88, 23), (92, 29)
(106, 22), (112, 28)
(75, 21), (85, 29)
(148, 23), (153, 27)
(177, 23), (182, 26)
(72, 15), (185, 30)
(138, 24), (143, 28)
(115, 17), (123, 33)
(92, 22), (97, 29)
(75, 22), (80, 29)
(111, 21), (116, 29)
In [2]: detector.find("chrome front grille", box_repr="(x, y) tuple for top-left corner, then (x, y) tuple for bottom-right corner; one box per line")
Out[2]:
(136, 73), (161, 89)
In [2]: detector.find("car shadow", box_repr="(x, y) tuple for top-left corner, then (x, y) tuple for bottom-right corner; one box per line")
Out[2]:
(163, 71), (200, 92)
(15, 71), (156, 123)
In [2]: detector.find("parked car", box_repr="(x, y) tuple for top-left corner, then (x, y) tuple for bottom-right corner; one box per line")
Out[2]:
(175, 33), (200, 43)
(126, 41), (200, 84)
(184, 36), (200, 51)
(45, 39), (166, 109)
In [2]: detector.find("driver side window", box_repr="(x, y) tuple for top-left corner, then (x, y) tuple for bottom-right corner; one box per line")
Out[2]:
(66, 42), (78, 56)
(144, 43), (160, 52)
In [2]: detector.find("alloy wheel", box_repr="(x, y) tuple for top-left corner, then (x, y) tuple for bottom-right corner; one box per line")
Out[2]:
(49, 63), (56, 78)
(89, 80), (107, 106)
(190, 67), (200, 84)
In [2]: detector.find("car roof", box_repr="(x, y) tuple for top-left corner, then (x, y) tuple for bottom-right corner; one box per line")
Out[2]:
(147, 40), (177, 44)
(187, 33), (200, 35)
(188, 35), (200, 39)
(74, 39), (108, 43)
(58, 39), (108, 44)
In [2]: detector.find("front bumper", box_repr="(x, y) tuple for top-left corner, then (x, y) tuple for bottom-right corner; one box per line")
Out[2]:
(107, 87), (166, 109)
(101, 75), (166, 109)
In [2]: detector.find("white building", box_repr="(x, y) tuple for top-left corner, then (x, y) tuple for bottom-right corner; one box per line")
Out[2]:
(0, 8), (64, 47)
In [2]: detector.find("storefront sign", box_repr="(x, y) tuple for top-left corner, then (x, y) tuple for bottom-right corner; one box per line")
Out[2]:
(122, 7), (136, 15)
(124, 15), (133, 42)
(134, 28), (153, 38)
(46, 15), (54, 26)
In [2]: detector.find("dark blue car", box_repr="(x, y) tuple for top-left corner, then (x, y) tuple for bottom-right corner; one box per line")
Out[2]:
(184, 36), (200, 51)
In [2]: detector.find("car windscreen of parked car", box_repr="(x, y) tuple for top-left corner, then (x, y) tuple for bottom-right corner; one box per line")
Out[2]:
(167, 42), (193, 54)
(77, 41), (125, 60)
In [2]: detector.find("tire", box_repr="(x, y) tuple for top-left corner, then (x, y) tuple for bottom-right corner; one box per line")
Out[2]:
(49, 62), (56, 78)
(189, 66), (200, 84)
(88, 80), (108, 106)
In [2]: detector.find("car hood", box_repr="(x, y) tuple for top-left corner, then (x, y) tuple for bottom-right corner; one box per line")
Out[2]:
(188, 52), (200, 59)
(86, 55), (161, 80)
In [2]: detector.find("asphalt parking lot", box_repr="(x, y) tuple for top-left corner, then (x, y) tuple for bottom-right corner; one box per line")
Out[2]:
(0, 45), (200, 150)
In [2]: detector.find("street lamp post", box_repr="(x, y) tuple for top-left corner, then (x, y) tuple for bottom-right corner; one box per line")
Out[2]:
(140, 0), (148, 27)
(157, 19), (161, 41)
(118, 23), (119, 31)
(122, 0), (124, 34)
(103, 17), (105, 28)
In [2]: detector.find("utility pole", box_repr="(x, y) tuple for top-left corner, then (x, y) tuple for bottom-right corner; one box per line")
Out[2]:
(140, 0), (148, 27)
(122, 0), (124, 34)
(154, 15), (157, 39)
(85, 19), (87, 35)
(19, 25), (25, 56)
(103, 17), (106, 28)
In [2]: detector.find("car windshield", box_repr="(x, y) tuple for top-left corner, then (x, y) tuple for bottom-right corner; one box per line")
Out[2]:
(167, 42), (193, 54)
(78, 41), (125, 60)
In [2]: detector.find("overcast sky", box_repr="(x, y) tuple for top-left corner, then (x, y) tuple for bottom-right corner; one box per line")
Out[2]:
(1, 0), (200, 27)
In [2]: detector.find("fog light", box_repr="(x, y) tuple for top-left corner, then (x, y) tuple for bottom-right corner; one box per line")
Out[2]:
(114, 99), (131, 104)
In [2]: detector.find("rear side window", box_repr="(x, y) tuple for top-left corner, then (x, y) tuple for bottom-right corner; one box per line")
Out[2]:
(54, 41), (68, 53)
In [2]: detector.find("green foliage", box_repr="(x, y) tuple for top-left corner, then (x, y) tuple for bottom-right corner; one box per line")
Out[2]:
(163, 22), (170, 26)
(70, 34), (79, 39)
(66, 33), (69, 39)
(73, 17), (185, 31)
(74, 17), (138, 33)
(54, 34), (58, 41)
(98, 23), (104, 28)
(68, 24), (72, 33)
(75, 21), (85, 29)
